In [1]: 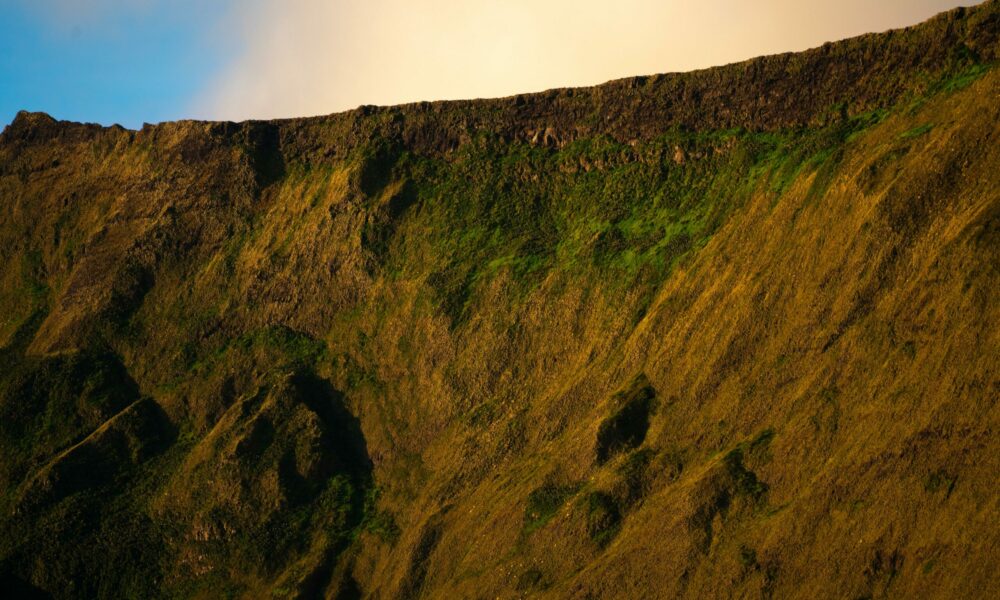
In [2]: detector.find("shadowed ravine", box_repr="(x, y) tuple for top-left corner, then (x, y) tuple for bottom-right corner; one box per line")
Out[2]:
(1, 2), (999, 598)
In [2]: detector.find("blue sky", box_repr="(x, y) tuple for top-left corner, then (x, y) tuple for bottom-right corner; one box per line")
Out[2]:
(0, 1), (982, 130)
(0, 0), (236, 129)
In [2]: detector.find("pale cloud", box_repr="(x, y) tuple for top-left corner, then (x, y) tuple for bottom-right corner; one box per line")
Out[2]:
(195, 0), (984, 122)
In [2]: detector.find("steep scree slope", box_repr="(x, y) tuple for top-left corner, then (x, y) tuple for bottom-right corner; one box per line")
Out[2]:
(1, 2), (999, 598)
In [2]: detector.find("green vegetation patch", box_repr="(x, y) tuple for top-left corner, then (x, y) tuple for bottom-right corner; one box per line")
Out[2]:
(355, 115), (887, 327)
(524, 483), (580, 534)
(362, 487), (402, 544)
(900, 123), (934, 139)
(722, 429), (774, 504)
(583, 491), (623, 547)
(936, 62), (991, 93)
(616, 448), (656, 501)
(923, 470), (957, 497)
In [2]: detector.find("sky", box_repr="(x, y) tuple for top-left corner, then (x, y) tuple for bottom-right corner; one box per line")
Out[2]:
(0, 0), (986, 129)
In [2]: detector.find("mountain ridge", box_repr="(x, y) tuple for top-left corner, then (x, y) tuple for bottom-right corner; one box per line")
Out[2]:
(1, 2), (998, 599)
(5, 2), (999, 150)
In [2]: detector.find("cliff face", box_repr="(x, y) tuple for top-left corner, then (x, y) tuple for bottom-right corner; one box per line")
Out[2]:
(1, 3), (999, 599)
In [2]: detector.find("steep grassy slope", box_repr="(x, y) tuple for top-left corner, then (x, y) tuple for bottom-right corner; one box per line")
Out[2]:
(1, 3), (999, 598)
